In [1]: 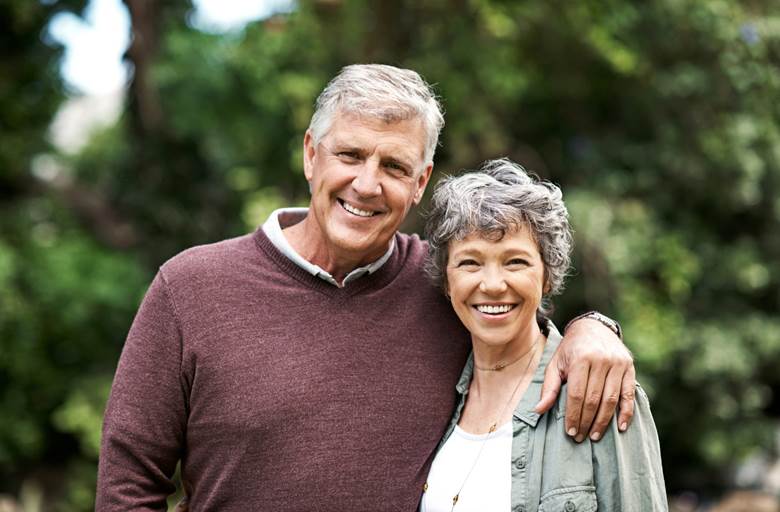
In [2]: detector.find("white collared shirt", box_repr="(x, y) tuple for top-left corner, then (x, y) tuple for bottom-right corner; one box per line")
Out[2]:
(261, 207), (395, 287)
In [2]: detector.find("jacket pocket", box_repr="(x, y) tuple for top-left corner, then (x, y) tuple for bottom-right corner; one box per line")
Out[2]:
(539, 485), (597, 512)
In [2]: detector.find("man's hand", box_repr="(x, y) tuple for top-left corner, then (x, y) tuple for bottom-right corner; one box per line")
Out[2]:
(534, 317), (635, 442)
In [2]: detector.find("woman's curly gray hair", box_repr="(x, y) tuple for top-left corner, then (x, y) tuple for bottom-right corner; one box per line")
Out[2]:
(424, 158), (573, 311)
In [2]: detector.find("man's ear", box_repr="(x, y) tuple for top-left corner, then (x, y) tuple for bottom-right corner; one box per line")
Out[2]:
(413, 163), (434, 205)
(303, 130), (316, 183)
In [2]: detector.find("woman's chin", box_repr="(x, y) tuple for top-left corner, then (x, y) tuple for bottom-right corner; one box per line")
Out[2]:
(471, 333), (517, 348)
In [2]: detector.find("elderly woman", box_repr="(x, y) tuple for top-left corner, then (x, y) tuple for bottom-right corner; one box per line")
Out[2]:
(420, 159), (666, 511)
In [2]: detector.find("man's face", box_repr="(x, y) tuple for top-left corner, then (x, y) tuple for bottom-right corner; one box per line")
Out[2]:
(303, 112), (433, 266)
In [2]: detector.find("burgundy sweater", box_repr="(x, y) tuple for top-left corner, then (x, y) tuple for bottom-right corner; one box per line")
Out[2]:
(96, 228), (470, 511)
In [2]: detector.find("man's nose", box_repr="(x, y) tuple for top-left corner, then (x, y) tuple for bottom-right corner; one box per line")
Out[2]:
(352, 160), (382, 197)
(479, 266), (508, 294)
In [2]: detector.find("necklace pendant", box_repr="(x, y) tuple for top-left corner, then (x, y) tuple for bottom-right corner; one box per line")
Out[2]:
(493, 362), (506, 371)
(452, 494), (459, 505)
(488, 423), (497, 433)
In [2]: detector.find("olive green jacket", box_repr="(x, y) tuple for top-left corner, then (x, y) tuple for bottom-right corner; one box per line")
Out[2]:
(432, 321), (668, 512)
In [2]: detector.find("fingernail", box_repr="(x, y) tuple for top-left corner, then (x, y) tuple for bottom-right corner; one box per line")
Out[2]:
(567, 427), (577, 437)
(590, 432), (601, 441)
(620, 422), (627, 432)
(575, 434), (585, 443)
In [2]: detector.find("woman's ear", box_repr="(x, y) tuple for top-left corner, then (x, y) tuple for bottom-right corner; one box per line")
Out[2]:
(543, 269), (551, 295)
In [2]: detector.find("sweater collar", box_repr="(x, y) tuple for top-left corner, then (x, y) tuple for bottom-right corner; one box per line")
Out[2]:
(262, 207), (395, 287)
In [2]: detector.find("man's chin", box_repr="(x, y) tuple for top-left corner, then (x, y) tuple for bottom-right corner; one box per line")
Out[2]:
(328, 232), (392, 261)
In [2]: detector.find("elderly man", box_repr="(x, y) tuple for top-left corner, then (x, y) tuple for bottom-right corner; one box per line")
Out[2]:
(97, 64), (635, 511)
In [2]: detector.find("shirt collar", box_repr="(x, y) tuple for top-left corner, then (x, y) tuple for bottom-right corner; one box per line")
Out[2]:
(454, 319), (562, 428)
(261, 207), (395, 287)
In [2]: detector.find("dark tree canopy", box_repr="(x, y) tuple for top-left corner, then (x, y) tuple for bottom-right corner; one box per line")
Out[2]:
(2, 0), (779, 509)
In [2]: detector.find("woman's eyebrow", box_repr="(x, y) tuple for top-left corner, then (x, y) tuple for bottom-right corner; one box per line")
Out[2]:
(503, 248), (535, 258)
(450, 248), (482, 259)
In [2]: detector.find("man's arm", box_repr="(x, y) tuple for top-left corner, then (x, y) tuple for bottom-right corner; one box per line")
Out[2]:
(535, 314), (635, 443)
(96, 272), (187, 511)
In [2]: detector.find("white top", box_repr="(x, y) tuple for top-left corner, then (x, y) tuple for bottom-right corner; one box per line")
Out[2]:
(421, 422), (513, 512)
(261, 207), (394, 287)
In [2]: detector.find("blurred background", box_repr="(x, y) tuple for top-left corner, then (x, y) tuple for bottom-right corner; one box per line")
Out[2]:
(2, 0), (780, 510)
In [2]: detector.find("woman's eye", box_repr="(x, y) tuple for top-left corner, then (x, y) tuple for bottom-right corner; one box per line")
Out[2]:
(507, 258), (529, 266)
(457, 259), (479, 267)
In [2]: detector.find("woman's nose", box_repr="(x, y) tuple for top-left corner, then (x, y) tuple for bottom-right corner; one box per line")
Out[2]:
(479, 267), (508, 294)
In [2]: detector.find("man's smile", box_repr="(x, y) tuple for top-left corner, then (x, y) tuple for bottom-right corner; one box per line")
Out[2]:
(338, 198), (380, 217)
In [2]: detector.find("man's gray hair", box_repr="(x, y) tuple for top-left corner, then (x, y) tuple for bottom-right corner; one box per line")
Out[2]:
(424, 158), (573, 311)
(308, 64), (445, 165)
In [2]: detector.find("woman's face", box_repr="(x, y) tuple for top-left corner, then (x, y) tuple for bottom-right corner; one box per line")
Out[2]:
(445, 225), (546, 348)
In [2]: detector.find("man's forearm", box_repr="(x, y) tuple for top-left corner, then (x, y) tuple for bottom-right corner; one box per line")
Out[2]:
(96, 272), (186, 509)
(536, 312), (635, 442)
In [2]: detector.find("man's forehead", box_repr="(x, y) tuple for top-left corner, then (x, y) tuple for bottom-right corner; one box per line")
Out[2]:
(326, 114), (426, 161)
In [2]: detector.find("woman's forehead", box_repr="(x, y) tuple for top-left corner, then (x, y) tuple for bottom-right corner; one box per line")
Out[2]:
(449, 226), (540, 253)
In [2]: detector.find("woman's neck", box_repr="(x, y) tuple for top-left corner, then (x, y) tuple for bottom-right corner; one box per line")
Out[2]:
(470, 324), (545, 395)
(459, 327), (546, 435)
(472, 321), (542, 367)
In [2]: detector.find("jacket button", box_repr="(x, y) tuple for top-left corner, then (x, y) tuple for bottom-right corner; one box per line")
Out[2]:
(564, 500), (576, 511)
(515, 456), (527, 469)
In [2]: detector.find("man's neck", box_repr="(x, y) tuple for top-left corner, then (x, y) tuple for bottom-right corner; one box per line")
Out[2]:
(282, 215), (387, 284)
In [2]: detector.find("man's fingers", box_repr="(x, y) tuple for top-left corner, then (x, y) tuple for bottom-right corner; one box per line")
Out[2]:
(617, 364), (637, 432)
(534, 356), (563, 414)
(587, 365), (623, 441)
(564, 362), (590, 440)
(576, 362), (608, 441)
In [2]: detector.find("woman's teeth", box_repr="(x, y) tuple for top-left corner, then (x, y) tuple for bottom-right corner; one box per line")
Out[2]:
(476, 304), (514, 314)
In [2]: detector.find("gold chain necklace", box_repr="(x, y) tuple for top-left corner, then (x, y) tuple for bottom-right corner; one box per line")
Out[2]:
(423, 333), (543, 512)
(473, 335), (540, 371)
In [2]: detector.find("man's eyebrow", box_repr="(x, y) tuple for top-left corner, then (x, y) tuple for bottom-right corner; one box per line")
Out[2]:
(326, 139), (419, 168)
(328, 140), (364, 152)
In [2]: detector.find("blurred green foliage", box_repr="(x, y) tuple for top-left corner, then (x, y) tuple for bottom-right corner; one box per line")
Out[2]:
(2, 0), (780, 509)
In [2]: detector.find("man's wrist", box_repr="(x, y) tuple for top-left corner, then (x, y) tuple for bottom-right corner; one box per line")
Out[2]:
(565, 311), (623, 340)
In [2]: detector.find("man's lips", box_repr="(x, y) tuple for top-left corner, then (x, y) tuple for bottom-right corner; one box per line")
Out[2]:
(338, 199), (381, 217)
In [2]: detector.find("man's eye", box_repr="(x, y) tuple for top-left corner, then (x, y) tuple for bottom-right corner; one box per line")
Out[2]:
(338, 152), (359, 160)
(385, 162), (409, 174)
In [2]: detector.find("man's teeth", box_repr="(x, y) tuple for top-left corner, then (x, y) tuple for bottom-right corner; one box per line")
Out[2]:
(476, 304), (514, 314)
(342, 201), (375, 217)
